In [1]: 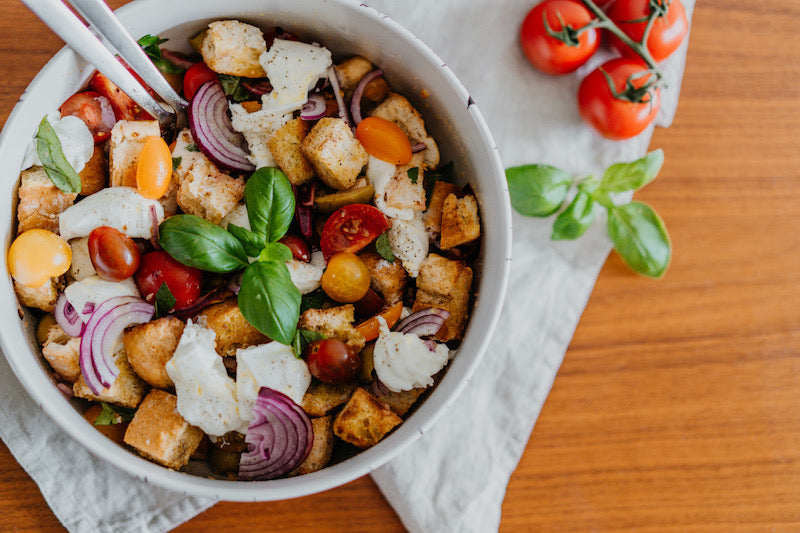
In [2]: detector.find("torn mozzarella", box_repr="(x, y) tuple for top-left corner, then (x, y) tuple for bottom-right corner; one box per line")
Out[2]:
(373, 317), (450, 392)
(58, 187), (164, 240)
(388, 212), (428, 278)
(287, 251), (326, 294)
(22, 113), (94, 174)
(64, 276), (140, 319)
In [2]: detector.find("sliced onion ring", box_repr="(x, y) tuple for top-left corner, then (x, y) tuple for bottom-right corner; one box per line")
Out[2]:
(411, 142), (427, 153)
(242, 79), (273, 96)
(238, 387), (314, 480)
(54, 293), (84, 337)
(327, 66), (350, 127)
(395, 307), (450, 336)
(300, 94), (326, 121)
(350, 68), (382, 126)
(189, 80), (255, 172)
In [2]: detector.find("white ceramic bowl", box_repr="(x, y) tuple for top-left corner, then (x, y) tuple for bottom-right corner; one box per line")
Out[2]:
(0, 0), (511, 500)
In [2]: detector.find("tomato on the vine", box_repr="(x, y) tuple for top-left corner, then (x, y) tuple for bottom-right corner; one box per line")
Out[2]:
(577, 58), (660, 140)
(320, 204), (391, 259)
(88, 226), (140, 282)
(59, 91), (116, 143)
(607, 0), (688, 63)
(134, 251), (202, 310)
(519, 0), (600, 75)
(183, 62), (218, 101)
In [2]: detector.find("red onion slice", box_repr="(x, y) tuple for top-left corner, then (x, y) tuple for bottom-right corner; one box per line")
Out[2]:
(395, 308), (450, 336)
(160, 49), (195, 70)
(293, 183), (315, 239)
(242, 79), (273, 96)
(350, 68), (382, 126)
(327, 66), (350, 127)
(411, 142), (427, 153)
(239, 387), (313, 480)
(188, 80), (255, 173)
(54, 293), (84, 337)
(300, 94), (326, 121)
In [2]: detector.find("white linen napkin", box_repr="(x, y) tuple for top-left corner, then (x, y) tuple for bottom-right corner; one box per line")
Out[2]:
(0, 0), (693, 531)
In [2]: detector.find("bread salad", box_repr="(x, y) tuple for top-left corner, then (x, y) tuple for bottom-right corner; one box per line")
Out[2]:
(8, 20), (481, 479)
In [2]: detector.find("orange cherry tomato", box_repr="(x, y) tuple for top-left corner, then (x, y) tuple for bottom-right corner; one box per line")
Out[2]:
(8, 229), (71, 287)
(355, 116), (412, 165)
(136, 136), (173, 199)
(355, 301), (404, 342)
(321, 252), (371, 303)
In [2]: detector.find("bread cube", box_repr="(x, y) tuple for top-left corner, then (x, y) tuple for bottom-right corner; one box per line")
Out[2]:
(123, 316), (186, 389)
(298, 304), (365, 352)
(301, 381), (358, 417)
(372, 387), (426, 417)
(14, 276), (62, 313)
(199, 20), (267, 78)
(412, 254), (473, 342)
(41, 324), (81, 383)
(359, 250), (408, 305)
(176, 158), (245, 224)
(291, 416), (334, 475)
(301, 118), (368, 191)
(332, 387), (401, 448)
(334, 56), (390, 103)
(423, 181), (459, 238)
(268, 118), (314, 185)
(73, 349), (147, 408)
(16, 166), (77, 234)
(123, 389), (204, 469)
(439, 193), (481, 249)
(79, 145), (108, 196)
(109, 120), (160, 188)
(199, 298), (268, 356)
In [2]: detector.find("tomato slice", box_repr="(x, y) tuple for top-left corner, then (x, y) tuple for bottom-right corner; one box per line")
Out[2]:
(355, 301), (403, 342)
(320, 204), (391, 260)
(59, 91), (116, 143)
(134, 251), (202, 311)
(183, 62), (218, 101)
(88, 71), (152, 121)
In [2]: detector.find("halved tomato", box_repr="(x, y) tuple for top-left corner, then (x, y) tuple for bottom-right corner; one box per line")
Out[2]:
(59, 91), (116, 143)
(88, 71), (152, 121)
(320, 204), (391, 260)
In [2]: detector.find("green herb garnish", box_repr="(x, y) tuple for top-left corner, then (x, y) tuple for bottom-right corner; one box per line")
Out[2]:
(291, 329), (327, 358)
(219, 74), (254, 103)
(153, 282), (177, 318)
(137, 34), (185, 74)
(36, 117), (81, 194)
(407, 167), (419, 184)
(94, 402), (136, 426)
(172, 156), (182, 169)
(185, 143), (199, 152)
(375, 232), (395, 262)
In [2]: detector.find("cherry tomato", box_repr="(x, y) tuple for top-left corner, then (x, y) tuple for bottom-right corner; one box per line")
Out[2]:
(88, 226), (140, 282)
(305, 339), (361, 384)
(134, 251), (202, 310)
(320, 204), (391, 259)
(59, 91), (116, 143)
(607, 0), (688, 63)
(519, 0), (600, 75)
(136, 136), (172, 199)
(278, 234), (310, 262)
(355, 116), (412, 165)
(577, 58), (660, 140)
(354, 288), (384, 318)
(88, 71), (151, 121)
(321, 252), (371, 303)
(8, 229), (71, 287)
(183, 62), (218, 101)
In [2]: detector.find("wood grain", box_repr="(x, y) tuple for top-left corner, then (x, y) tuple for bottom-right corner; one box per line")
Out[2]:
(1, 0), (799, 531)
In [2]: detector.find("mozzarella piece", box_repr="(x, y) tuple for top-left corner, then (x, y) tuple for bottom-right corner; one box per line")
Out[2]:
(58, 187), (164, 241)
(368, 156), (416, 221)
(236, 342), (311, 423)
(219, 203), (251, 231)
(64, 276), (140, 319)
(22, 113), (94, 174)
(165, 321), (244, 436)
(373, 317), (450, 392)
(260, 39), (332, 110)
(68, 237), (96, 281)
(287, 251), (326, 294)
(388, 212), (428, 278)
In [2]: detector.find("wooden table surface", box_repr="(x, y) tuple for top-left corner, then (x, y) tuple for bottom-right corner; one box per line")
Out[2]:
(2, 0), (799, 530)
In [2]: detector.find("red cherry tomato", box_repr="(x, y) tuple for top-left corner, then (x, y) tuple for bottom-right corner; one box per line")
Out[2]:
(88, 71), (151, 121)
(278, 234), (310, 262)
(88, 226), (141, 282)
(305, 339), (361, 384)
(519, 0), (600, 75)
(59, 91), (116, 143)
(320, 204), (391, 260)
(183, 62), (218, 101)
(134, 251), (202, 311)
(607, 0), (688, 63)
(577, 58), (660, 140)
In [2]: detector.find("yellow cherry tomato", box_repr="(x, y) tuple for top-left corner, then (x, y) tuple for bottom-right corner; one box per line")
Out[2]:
(355, 116), (413, 165)
(8, 229), (72, 287)
(321, 252), (371, 303)
(136, 136), (172, 199)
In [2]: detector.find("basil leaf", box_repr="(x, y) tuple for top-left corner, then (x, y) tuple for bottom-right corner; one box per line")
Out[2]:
(258, 242), (292, 263)
(219, 74), (253, 103)
(552, 191), (596, 240)
(36, 117), (81, 194)
(94, 402), (136, 426)
(607, 201), (671, 278)
(292, 328), (327, 358)
(407, 167), (419, 184)
(137, 34), (185, 74)
(375, 232), (394, 262)
(597, 149), (664, 194)
(245, 167), (295, 242)
(154, 282), (177, 318)
(238, 260), (301, 345)
(159, 214), (249, 273)
(300, 289), (326, 314)
(172, 156), (182, 169)
(227, 223), (267, 257)
(506, 164), (573, 217)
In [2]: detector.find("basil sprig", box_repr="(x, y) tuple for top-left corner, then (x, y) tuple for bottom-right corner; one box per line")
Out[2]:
(159, 167), (301, 344)
(137, 34), (185, 74)
(36, 117), (82, 194)
(506, 150), (670, 278)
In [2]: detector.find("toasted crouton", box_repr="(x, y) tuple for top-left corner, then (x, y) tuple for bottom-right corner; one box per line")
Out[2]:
(440, 194), (481, 249)
(333, 387), (401, 448)
(291, 416), (334, 475)
(199, 20), (267, 78)
(123, 389), (204, 469)
(79, 145), (108, 195)
(176, 158), (245, 224)
(412, 254), (473, 342)
(199, 299), (268, 356)
(423, 181), (459, 238)
(123, 317), (185, 389)
(301, 381), (358, 417)
(268, 118), (314, 185)
(372, 387), (426, 417)
(14, 276), (62, 313)
(359, 251), (407, 304)
(109, 120), (160, 187)
(73, 349), (148, 408)
(41, 324), (80, 383)
(16, 166), (77, 234)
(334, 57), (390, 103)
(301, 118), (368, 191)
(370, 93), (439, 169)
(381, 165), (426, 214)
(299, 305), (365, 352)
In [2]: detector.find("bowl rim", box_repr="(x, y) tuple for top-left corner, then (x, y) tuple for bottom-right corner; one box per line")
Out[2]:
(0, 0), (512, 501)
